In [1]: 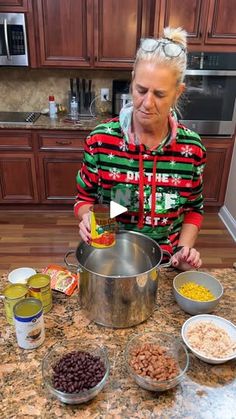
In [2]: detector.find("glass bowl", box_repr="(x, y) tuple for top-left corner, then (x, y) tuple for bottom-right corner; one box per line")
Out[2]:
(42, 339), (110, 404)
(125, 332), (189, 392)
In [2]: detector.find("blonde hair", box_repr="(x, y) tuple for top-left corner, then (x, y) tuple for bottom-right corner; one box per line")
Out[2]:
(133, 27), (187, 85)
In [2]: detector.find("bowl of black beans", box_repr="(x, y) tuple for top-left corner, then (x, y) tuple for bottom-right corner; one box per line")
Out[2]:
(42, 339), (110, 404)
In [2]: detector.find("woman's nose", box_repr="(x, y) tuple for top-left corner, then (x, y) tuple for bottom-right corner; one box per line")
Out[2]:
(143, 92), (155, 108)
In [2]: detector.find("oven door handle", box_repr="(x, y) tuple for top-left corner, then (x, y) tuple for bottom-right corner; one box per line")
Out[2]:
(4, 18), (11, 60)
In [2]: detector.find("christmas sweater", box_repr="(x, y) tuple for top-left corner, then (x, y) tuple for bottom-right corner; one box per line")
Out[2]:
(74, 116), (206, 254)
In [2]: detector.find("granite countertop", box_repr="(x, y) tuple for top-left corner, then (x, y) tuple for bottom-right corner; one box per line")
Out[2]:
(0, 114), (110, 131)
(1, 268), (236, 419)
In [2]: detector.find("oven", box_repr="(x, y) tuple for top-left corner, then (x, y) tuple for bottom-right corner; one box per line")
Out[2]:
(179, 52), (236, 136)
(0, 13), (28, 66)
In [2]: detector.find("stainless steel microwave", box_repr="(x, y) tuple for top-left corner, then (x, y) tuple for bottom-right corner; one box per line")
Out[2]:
(0, 13), (28, 66)
(179, 52), (236, 136)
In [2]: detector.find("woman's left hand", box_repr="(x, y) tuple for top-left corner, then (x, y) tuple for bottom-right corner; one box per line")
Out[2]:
(171, 247), (202, 271)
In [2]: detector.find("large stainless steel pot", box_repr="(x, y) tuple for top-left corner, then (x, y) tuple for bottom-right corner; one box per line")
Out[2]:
(64, 231), (171, 328)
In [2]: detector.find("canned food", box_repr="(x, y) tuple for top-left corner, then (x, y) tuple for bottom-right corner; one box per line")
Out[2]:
(90, 204), (116, 248)
(13, 298), (45, 349)
(28, 274), (52, 313)
(2, 283), (28, 325)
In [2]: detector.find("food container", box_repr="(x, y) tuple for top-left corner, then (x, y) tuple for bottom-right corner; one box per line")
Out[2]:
(1, 283), (28, 325)
(125, 332), (189, 391)
(182, 314), (236, 364)
(173, 271), (223, 315)
(8, 267), (37, 284)
(90, 204), (116, 248)
(13, 297), (45, 349)
(42, 339), (110, 404)
(28, 274), (52, 313)
(64, 231), (171, 328)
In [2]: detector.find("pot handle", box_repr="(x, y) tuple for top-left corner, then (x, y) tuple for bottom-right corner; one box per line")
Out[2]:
(159, 250), (172, 268)
(64, 250), (79, 271)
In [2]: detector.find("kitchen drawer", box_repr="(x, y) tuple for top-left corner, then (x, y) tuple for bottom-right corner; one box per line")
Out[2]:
(38, 132), (88, 151)
(0, 131), (33, 150)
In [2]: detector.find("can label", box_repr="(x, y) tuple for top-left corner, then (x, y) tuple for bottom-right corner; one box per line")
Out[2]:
(28, 274), (52, 313)
(90, 204), (116, 248)
(14, 298), (45, 349)
(3, 284), (28, 325)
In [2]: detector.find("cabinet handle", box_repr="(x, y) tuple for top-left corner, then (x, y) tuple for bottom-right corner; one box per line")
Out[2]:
(56, 140), (72, 145)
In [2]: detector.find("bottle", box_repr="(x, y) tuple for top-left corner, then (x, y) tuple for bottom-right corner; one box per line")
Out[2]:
(49, 95), (57, 119)
(70, 95), (78, 120)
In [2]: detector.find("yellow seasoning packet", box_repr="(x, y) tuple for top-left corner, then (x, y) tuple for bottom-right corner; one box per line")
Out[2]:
(41, 264), (78, 296)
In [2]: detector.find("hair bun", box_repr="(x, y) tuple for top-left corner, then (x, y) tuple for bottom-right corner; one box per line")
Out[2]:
(163, 27), (187, 48)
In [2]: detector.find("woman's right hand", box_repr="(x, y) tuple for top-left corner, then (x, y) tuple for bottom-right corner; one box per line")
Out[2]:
(78, 212), (91, 244)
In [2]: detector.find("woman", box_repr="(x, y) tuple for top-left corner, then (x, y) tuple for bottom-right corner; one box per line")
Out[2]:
(74, 27), (206, 271)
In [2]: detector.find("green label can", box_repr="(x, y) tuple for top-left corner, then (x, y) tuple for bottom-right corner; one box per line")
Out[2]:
(2, 284), (28, 325)
(28, 274), (52, 313)
(13, 297), (45, 349)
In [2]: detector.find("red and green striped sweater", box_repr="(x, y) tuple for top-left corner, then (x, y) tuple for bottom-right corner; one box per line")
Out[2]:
(75, 116), (206, 254)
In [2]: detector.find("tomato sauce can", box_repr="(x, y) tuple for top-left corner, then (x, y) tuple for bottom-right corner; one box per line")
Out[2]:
(13, 297), (45, 349)
(90, 204), (116, 248)
(27, 274), (52, 313)
(2, 284), (28, 325)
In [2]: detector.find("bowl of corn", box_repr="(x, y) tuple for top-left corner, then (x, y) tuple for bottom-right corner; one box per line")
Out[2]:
(173, 271), (223, 315)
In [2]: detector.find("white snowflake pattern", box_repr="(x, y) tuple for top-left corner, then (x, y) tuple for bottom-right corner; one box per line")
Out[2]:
(170, 160), (176, 166)
(119, 141), (128, 151)
(98, 141), (102, 146)
(129, 158), (134, 164)
(161, 217), (168, 225)
(108, 153), (115, 159)
(196, 165), (204, 175)
(89, 146), (94, 154)
(109, 168), (121, 179)
(143, 154), (149, 159)
(105, 127), (113, 134)
(171, 174), (182, 185)
(185, 182), (192, 188)
(168, 224), (173, 231)
(181, 145), (193, 157)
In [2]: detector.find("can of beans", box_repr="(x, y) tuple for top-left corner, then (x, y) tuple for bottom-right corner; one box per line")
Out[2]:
(90, 204), (116, 248)
(27, 274), (52, 313)
(13, 297), (45, 349)
(2, 284), (28, 325)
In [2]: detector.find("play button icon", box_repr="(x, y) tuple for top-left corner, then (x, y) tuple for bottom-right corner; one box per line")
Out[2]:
(110, 201), (128, 218)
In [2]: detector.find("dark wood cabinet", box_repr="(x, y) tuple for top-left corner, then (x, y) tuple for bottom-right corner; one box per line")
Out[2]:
(35, 0), (93, 67)
(154, 0), (236, 52)
(0, 131), (38, 203)
(0, 0), (28, 11)
(36, 130), (88, 204)
(203, 137), (234, 207)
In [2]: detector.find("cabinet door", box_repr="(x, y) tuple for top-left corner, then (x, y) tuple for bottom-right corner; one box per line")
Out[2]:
(155, 0), (207, 45)
(94, 0), (151, 68)
(203, 138), (234, 207)
(38, 152), (83, 204)
(0, 0), (28, 11)
(205, 0), (236, 46)
(0, 153), (39, 203)
(36, 0), (93, 67)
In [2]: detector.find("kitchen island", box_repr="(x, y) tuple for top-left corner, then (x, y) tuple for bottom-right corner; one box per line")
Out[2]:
(1, 268), (236, 419)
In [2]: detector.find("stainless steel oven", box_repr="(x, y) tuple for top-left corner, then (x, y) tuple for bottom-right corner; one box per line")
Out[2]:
(0, 13), (28, 66)
(179, 52), (236, 136)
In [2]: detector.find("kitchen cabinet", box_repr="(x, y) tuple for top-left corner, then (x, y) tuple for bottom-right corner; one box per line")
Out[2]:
(0, 0), (28, 11)
(0, 130), (39, 203)
(34, 0), (93, 67)
(203, 137), (234, 207)
(36, 130), (88, 204)
(34, 0), (152, 68)
(154, 0), (236, 52)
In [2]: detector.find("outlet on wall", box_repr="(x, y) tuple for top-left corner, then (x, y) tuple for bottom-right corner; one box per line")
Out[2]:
(101, 88), (109, 101)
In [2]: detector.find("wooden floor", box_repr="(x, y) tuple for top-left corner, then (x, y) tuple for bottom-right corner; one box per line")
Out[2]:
(0, 210), (235, 276)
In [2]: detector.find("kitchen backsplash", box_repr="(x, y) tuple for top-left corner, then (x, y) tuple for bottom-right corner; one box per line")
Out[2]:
(0, 68), (131, 115)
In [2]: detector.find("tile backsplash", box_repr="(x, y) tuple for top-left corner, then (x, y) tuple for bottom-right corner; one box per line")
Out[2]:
(0, 68), (131, 115)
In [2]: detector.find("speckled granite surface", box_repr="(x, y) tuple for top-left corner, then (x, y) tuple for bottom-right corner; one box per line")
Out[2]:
(1, 268), (236, 419)
(0, 114), (108, 131)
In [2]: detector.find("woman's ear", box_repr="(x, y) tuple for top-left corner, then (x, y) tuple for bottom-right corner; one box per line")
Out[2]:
(176, 82), (185, 99)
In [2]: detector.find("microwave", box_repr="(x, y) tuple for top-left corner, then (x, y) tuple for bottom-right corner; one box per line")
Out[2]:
(179, 53), (236, 136)
(0, 13), (28, 66)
